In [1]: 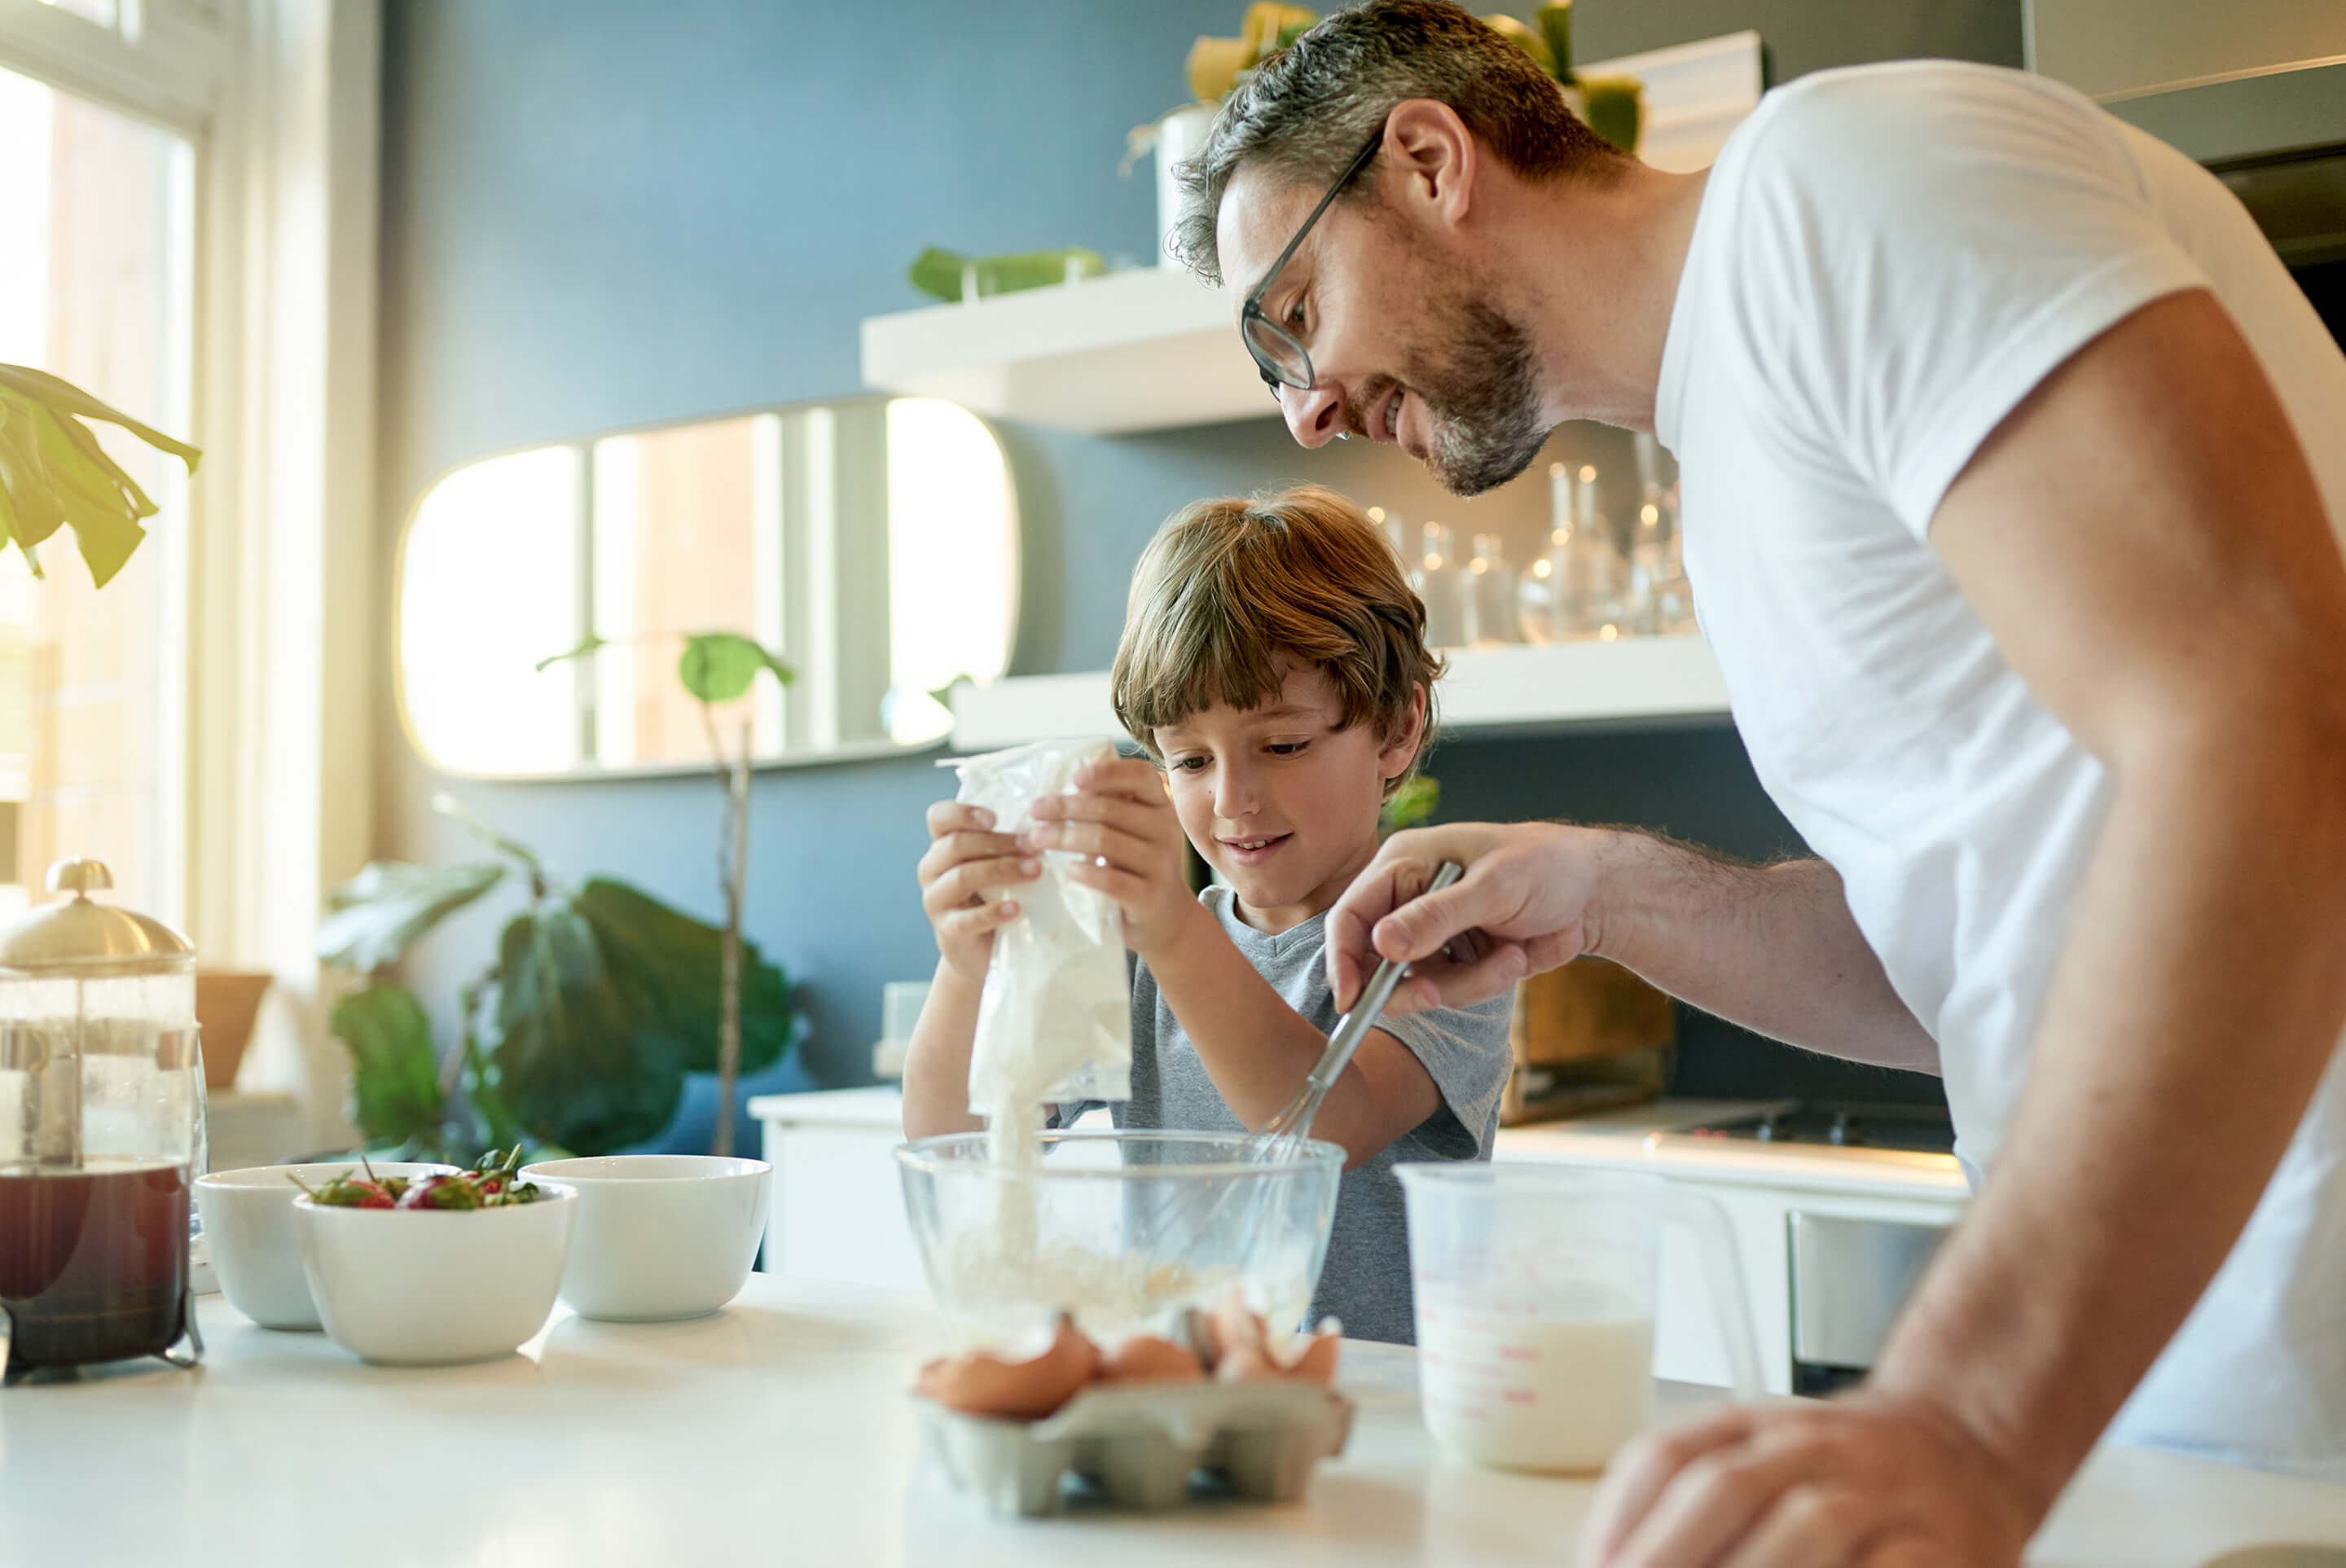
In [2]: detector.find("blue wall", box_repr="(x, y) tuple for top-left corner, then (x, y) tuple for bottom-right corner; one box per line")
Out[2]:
(377, 0), (2023, 1145)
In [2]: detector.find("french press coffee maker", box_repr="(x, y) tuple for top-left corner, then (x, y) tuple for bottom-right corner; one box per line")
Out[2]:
(0, 859), (204, 1379)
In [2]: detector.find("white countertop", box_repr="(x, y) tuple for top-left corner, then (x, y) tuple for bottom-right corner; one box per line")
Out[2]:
(3, 1273), (2340, 1566)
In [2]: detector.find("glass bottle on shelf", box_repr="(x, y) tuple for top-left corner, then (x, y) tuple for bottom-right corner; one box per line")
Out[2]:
(1409, 521), (1467, 649)
(1646, 486), (1697, 636)
(1462, 533), (1521, 647)
(1527, 462), (1626, 641)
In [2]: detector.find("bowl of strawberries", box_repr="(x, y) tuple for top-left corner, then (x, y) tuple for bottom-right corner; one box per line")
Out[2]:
(292, 1151), (578, 1365)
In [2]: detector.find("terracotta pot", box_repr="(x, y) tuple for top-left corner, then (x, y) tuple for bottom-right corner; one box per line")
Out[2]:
(196, 969), (274, 1091)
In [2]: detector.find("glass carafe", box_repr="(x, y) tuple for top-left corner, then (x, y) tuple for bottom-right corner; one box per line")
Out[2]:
(1409, 521), (1468, 650)
(0, 859), (204, 1379)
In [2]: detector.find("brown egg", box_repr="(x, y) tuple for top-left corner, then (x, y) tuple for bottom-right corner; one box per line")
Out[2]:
(1098, 1334), (1206, 1386)
(1204, 1297), (1270, 1374)
(1280, 1331), (1341, 1386)
(914, 1312), (1101, 1420)
(1213, 1318), (1342, 1386)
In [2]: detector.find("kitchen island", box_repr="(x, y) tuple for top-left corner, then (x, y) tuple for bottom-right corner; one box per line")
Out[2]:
(2, 1273), (2340, 1566)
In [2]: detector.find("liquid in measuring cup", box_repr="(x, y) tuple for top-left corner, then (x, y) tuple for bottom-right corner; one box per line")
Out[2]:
(1416, 1289), (1654, 1473)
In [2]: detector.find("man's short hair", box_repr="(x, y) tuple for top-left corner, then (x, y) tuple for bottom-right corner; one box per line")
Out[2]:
(1111, 485), (1442, 798)
(1173, 0), (1623, 286)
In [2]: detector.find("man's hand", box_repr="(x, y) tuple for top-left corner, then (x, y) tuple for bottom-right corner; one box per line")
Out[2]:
(1027, 756), (1202, 958)
(1577, 1394), (2042, 1568)
(1325, 821), (1615, 1012)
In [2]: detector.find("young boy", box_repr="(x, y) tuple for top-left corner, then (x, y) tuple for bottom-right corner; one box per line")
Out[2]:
(903, 485), (1513, 1344)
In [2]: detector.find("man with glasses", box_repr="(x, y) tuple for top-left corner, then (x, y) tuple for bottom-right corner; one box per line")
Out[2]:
(1175, 2), (2346, 1563)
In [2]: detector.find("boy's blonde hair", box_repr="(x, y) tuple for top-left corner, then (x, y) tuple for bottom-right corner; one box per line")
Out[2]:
(1111, 485), (1443, 798)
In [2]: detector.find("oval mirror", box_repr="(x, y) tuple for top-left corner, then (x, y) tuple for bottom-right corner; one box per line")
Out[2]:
(396, 396), (1018, 777)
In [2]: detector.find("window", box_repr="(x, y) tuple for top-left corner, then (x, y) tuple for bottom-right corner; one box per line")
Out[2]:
(0, 59), (195, 922)
(397, 396), (1020, 780)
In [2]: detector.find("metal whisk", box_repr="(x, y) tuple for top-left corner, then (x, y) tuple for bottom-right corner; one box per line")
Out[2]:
(1250, 859), (1465, 1158)
(1154, 862), (1465, 1282)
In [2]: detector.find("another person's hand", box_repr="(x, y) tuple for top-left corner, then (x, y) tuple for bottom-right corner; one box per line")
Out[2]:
(916, 801), (1038, 985)
(1028, 756), (1201, 958)
(1575, 1393), (2043, 1568)
(1325, 821), (1613, 1012)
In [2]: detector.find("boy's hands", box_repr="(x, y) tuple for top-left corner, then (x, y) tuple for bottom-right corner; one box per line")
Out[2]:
(1028, 757), (1202, 959)
(917, 802), (1040, 984)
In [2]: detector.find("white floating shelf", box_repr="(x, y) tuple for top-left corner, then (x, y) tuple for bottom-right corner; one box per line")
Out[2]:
(862, 266), (1263, 433)
(950, 635), (1730, 750)
(859, 33), (1761, 435)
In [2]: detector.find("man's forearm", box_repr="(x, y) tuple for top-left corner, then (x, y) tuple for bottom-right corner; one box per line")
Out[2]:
(1590, 832), (1940, 1070)
(1874, 720), (2346, 1501)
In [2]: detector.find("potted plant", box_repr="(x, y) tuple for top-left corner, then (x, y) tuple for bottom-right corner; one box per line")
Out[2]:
(314, 793), (806, 1162)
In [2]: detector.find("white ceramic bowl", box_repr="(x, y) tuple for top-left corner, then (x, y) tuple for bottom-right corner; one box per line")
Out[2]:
(519, 1155), (771, 1321)
(195, 1162), (457, 1330)
(295, 1182), (578, 1364)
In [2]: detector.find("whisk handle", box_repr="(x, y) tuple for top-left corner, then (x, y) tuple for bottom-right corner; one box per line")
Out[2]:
(1300, 859), (1466, 1106)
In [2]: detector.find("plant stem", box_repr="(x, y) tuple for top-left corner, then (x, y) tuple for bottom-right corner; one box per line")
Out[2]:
(703, 705), (752, 1158)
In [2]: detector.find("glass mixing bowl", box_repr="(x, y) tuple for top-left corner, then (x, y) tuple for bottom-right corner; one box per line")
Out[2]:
(895, 1130), (1343, 1348)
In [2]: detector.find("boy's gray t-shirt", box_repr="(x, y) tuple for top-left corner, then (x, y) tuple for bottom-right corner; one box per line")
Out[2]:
(1094, 886), (1514, 1346)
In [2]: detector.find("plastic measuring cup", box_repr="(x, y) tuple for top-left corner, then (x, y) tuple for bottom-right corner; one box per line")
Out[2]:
(1398, 1163), (1763, 1474)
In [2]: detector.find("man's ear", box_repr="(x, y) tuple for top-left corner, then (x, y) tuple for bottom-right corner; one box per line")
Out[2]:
(1380, 99), (1478, 232)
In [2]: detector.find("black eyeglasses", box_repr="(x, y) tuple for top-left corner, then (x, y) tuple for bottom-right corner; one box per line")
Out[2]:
(1240, 127), (1384, 397)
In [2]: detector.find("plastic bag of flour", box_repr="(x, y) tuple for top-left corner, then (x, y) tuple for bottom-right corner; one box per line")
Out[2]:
(951, 736), (1134, 1118)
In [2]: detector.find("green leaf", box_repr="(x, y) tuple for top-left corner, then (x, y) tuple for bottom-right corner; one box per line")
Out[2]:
(487, 894), (685, 1153)
(1538, 2), (1572, 79)
(1380, 774), (1441, 837)
(575, 876), (794, 1075)
(330, 981), (446, 1145)
(1580, 75), (1643, 154)
(316, 860), (505, 972)
(679, 631), (793, 705)
(534, 633), (608, 674)
(0, 362), (202, 472)
(25, 399), (149, 587)
(908, 246), (970, 302)
(429, 793), (548, 881)
(0, 405), (65, 548)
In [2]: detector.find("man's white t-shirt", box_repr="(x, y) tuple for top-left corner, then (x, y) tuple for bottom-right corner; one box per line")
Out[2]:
(1656, 59), (2346, 1477)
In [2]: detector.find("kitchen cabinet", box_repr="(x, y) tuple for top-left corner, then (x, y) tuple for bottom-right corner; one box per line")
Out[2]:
(753, 1087), (926, 1290)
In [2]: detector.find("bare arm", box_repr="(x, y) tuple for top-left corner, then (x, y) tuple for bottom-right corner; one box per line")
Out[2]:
(1581, 289), (2346, 1564)
(900, 958), (985, 1140)
(901, 800), (1039, 1141)
(1873, 288), (2346, 1490)
(1326, 823), (1940, 1071)
(1144, 904), (1441, 1170)
(1032, 758), (1443, 1171)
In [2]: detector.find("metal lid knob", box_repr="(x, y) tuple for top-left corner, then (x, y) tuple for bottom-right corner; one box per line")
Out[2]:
(47, 858), (114, 897)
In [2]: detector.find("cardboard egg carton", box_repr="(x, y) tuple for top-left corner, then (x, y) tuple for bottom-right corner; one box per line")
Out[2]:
(916, 1378), (1355, 1517)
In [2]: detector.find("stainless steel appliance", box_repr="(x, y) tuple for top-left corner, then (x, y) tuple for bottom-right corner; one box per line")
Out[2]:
(1676, 1100), (1959, 1393)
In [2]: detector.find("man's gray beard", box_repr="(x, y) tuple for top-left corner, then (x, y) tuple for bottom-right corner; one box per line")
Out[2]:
(1411, 292), (1549, 498)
